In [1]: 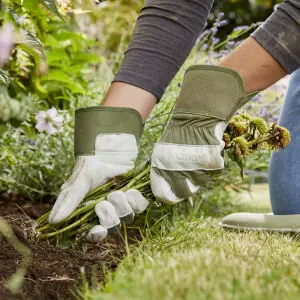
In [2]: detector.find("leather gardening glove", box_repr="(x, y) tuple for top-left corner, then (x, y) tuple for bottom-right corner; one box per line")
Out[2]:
(151, 65), (257, 204)
(48, 107), (149, 242)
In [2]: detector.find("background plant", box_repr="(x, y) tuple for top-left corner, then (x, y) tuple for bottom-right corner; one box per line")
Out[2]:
(0, 1), (287, 215)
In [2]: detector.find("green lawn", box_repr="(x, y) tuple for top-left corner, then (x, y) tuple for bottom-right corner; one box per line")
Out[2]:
(80, 185), (300, 300)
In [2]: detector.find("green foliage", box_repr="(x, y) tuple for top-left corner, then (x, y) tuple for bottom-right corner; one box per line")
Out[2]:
(0, 2), (286, 212)
(39, 0), (64, 20)
(0, 69), (10, 86)
(0, 92), (102, 199)
(0, 111), (74, 200)
(0, 0), (103, 127)
(212, 0), (281, 39)
(88, 0), (142, 52)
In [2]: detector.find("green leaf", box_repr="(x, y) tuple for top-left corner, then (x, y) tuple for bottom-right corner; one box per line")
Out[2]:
(0, 124), (7, 135)
(5, 9), (46, 64)
(22, 0), (39, 11)
(4, 8), (23, 26)
(17, 29), (46, 64)
(0, 69), (10, 87)
(41, 69), (73, 84)
(38, 0), (64, 21)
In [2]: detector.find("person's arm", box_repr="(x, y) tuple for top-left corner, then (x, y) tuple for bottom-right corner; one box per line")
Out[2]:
(251, 0), (300, 75)
(220, 0), (300, 93)
(49, 0), (215, 240)
(150, 0), (300, 203)
(103, 0), (300, 123)
(102, 0), (214, 121)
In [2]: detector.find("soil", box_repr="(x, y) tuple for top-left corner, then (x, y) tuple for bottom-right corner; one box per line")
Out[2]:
(0, 194), (140, 300)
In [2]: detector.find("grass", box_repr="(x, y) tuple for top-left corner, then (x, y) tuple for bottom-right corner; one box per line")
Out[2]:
(78, 184), (300, 300)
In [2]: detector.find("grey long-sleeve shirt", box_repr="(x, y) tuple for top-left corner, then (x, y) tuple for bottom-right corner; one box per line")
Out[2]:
(114, 0), (300, 100)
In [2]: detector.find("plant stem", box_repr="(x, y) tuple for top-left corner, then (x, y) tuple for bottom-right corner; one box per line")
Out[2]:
(40, 210), (95, 238)
(247, 136), (273, 146)
(124, 166), (151, 190)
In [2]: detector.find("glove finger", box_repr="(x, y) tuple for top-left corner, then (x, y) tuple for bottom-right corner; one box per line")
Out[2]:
(187, 170), (211, 187)
(48, 173), (91, 224)
(125, 189), (149, 214)
(86, 225), (108, 243)
(150, 168), (183, 204)
(61, 157), (85, 190)
(151, 168), (203, 202)
(107, 191), (135, 224)
(95, 201), (121, 233)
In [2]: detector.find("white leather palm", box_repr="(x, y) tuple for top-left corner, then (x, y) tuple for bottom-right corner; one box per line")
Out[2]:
(48, 134), (138, 224)
(150, 122), (226, 204)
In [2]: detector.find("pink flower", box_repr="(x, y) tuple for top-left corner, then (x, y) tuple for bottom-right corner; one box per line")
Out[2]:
(35, 108), (63, 134)
(0, 23), (14, 66)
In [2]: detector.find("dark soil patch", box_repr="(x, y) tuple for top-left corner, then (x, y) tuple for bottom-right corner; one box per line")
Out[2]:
(0, 193), (51, 219)
(0, 197), (141, 300)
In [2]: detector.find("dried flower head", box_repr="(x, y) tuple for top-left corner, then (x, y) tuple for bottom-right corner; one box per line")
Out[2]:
(227, 121), (248, 137)
(239, 112), (252, 121)
(267, 124), (291, 150)
(222, 133), (231, 147)
(250, 117), (268, 135)
(233, 136), (249, 156)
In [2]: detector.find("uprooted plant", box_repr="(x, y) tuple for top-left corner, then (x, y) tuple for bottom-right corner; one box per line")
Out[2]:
(36, 112), (290, 243)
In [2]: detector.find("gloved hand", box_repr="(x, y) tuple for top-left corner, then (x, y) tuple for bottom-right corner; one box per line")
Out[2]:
(85, 189), (149, 243)
(151, 65), (257, 203)
(48, 106), (149, 242)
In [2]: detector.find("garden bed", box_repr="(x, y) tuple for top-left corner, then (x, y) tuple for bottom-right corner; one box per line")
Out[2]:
(0, 196), (139, 300)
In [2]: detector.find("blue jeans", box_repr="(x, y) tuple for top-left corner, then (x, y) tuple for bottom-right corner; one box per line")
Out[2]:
(269, 69), (300, 214)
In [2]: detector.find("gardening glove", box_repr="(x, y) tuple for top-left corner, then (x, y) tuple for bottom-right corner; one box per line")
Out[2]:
(151, 65), (257, 204)
(48, 107), (149, 236)
(85, 189), (149, 243)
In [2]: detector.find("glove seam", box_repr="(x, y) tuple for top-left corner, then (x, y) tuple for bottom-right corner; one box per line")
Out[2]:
(155, 142), (222, 148)
(75, 106), (143, 127)
(152, 166), (223, 171)
(77, 151), (138, 156)
(172, 109), (226, 121)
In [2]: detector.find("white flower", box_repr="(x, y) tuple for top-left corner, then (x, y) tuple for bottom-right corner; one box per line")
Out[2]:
(35, 108), (63, 134)
(0, 23), (14, 66)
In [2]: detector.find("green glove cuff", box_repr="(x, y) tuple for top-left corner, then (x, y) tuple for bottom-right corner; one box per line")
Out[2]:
(159, 113), (222, 145)
(175, 65), (257, 122)
(75, 106), (143, 156)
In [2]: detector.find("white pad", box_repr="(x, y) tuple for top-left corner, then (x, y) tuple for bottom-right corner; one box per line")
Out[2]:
(49, 134), (138, 224)
(107, 191), (134, 218)
(152, 121), (227, 172)
(95, 134), (138, 163)
(125, 189), (149, 214)
(86, 225), (108, 243)
(152, 143), (224, 171)
(95, 201), (120, 229)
